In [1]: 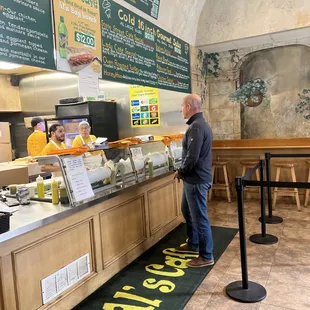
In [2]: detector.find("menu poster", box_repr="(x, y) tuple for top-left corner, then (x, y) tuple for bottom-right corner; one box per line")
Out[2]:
(100, 0), (191, 93)
(129, 85), (160, 127)
(53, 0), (102, 77)
(123, 0), (160, 19)
(0, 0), (55, 69)
(63, 156), (94, 203)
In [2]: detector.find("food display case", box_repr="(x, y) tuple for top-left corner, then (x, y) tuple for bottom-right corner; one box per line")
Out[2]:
(35, 138), (179, 207)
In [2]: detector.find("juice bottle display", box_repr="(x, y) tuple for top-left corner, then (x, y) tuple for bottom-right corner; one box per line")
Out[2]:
(58, 16), (68, 59)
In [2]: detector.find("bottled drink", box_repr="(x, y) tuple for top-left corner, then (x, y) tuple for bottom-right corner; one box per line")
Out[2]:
(58, 16), (68, 59)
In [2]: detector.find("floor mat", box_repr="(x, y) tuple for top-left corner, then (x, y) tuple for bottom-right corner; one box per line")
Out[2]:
(74, 224), (238, 310)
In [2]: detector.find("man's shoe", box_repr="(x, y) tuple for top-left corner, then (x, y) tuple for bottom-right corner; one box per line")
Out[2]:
(186, 256), (214, 268)
(175, 244), (198, 253)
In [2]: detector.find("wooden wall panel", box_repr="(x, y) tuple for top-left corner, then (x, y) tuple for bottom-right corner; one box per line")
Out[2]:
(12, 220), (94, 310)
(100, 195), (146, 266)
(148, 181), (178, 235)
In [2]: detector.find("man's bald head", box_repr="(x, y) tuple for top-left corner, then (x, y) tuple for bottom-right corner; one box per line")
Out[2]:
(183, 94), (202, 110)
(181, 94), (202, 119)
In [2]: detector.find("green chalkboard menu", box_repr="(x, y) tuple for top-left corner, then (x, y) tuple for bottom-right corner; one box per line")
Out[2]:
(123, 0), (160, 19)
(100, 0), (191, 93)
(0, 0), (55, 69)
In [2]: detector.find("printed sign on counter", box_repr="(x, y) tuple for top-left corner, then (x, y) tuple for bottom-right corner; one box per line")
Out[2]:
(100, 0), (191, 93)
(53, 0), (102, 77)
(63, 156), (94, 203)
(129, 85), (160, 127)
(123, 0), (160, 19)
(41, 253), (90, 304)
(0, 0), (55, 69)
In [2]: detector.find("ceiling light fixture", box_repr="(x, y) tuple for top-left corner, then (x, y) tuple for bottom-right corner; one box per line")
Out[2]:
(0, 61), (22, 70)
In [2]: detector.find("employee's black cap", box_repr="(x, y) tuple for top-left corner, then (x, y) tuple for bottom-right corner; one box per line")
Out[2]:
(31, 117), (43, 128)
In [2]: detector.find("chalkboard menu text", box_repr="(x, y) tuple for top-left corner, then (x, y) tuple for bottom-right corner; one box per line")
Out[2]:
(0, 0), (55, 69)
(123, 0), (160, 19)
(100, 0), (191, 93)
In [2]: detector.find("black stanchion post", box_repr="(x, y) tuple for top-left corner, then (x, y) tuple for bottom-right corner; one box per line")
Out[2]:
(226, 177), (267, 303)
(250, 160), (278, 245)
(259, 153), (283, 224)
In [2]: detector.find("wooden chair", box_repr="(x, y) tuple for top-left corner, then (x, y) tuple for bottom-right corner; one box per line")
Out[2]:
(240, 160), (260, 196)
(304, 160), (310, 207)
(272, 162), (300, 211)
(209, 161), (231, 203)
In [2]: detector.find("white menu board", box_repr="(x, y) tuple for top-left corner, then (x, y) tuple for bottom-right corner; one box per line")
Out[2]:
(63, 156), (94, 203)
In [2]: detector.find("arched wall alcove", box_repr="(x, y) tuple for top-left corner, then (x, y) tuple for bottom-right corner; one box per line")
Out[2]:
(233, 44), (310, 139)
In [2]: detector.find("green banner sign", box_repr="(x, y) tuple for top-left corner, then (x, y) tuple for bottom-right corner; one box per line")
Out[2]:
(100, 0), (191, 93)
(123, 0), (160, 19)
(0, 0), (55, 69)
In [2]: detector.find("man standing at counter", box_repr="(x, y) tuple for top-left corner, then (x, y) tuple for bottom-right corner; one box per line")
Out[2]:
(27, 117), (47, 156)
(174, 94), (214, 268)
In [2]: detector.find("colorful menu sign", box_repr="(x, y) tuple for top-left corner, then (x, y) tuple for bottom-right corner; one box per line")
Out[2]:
(0, 0), (54, 69)
(129, 85), (160, 127)
(123, 0), (160, 19)
(53, 0), (102, 77)
(100, 0), (191, 93)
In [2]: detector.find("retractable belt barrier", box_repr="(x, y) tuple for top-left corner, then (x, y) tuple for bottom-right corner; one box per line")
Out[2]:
(226, 153), (310, 303)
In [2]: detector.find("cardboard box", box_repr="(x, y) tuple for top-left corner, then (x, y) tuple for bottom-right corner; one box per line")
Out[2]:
(0, 143), (12, 162)
(0, 122), (10, 143)
(0, 165), (28, 187)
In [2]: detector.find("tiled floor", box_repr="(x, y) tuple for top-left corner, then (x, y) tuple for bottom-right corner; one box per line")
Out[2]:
(185, 198), (310, 310)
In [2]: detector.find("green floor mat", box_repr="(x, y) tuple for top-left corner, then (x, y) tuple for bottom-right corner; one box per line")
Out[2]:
(74, 224), (238, 310)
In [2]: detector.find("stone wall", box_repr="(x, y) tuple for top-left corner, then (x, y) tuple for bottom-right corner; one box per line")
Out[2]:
(196, 0), (310, 46)
(114, 0), (206, 45)
(202, 37), (310, 140)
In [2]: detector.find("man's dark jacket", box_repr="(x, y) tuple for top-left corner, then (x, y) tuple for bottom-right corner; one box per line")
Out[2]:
(178, 112), (213, 184)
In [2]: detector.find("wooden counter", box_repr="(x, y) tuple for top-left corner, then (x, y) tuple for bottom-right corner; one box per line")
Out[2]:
(212, 138), (310, 201)
(213, 137), (310, 149)
(0, 174), (183, 310)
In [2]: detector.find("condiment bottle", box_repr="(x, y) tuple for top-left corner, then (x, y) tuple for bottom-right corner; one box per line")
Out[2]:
(59, 182), (69, 204)
(36, 175), (45, 199)
(51, 179), (59, 205)
(148, 160), (154, 177)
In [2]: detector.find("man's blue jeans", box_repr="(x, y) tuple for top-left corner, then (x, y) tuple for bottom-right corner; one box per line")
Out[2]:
(181, 181), (213, 260)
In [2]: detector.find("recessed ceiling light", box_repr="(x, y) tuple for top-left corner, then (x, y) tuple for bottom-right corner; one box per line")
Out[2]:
(0, 61), (22, 70)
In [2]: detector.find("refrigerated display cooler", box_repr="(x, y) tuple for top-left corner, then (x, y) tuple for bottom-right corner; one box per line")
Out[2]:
(54, 100), (119, 142)
(44, 116), (89, 148)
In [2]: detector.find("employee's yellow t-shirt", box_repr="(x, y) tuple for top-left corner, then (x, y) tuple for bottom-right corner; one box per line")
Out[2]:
(27, 131), (47, 157)
(40, 140), (67, 156)
(72, 135), (104, 157)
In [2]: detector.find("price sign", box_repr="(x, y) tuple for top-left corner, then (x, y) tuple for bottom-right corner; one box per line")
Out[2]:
(75, 32), (95, 48)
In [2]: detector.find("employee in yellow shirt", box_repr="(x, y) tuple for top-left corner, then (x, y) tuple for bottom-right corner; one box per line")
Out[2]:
(40, 124), (67, 176)
(72, 121), (107, 169)
(27, 117), (47, 156)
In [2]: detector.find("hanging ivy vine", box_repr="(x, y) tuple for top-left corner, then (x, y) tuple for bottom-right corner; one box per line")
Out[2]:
(295, 89), (310, 119)
(197, 50), (221, 79)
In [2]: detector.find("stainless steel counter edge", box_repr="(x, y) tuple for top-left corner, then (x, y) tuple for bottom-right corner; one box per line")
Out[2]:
(0, 171), (175, 244)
